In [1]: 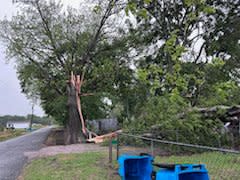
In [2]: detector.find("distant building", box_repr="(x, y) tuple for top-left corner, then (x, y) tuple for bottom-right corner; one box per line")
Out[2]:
(87, 118), (119, 135)
(6, 121), (30, 129)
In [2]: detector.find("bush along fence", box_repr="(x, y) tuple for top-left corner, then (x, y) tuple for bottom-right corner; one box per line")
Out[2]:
(109, 131), (240, 180)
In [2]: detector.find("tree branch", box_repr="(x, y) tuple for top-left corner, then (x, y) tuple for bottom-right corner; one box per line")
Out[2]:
(194, 42), (206, 63)
(18, 50), (64, 95)
(34, 1), (66, 69)
(81, 0), (119, 65)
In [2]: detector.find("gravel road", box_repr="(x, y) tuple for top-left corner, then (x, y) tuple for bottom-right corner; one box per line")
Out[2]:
(0, 127), (52, 180)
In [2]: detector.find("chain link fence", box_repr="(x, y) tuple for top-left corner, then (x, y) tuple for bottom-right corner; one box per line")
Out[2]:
(111, 131), (240, 180)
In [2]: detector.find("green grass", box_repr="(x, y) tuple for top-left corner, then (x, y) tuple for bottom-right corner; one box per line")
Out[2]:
(0, 130), (27, 142)
(22, 152), (120, 180)
(155, 152), (240, 180)
(21, 149), (240, 180)
(32, 124), (45, 129)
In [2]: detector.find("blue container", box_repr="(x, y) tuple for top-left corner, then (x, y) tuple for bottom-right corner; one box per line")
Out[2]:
(156, 164), (209, 180)
(118, 154), (153, 180)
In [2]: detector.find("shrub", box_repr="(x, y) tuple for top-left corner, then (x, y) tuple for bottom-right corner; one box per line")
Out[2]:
(124, 94), (227, 147)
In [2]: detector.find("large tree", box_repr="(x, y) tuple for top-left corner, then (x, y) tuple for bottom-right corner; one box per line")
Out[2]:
(0, 0), (132, 144)
(125, 0), (240, 106)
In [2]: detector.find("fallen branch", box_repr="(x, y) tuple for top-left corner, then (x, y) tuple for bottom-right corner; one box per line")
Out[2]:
(87, 130), (122, 143)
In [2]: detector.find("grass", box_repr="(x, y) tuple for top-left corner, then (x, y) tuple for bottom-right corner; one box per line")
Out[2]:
(20, 146), (240, 180)
(155, 152), (240, 180)
(32, 124), (45, 129)
(21, 152), (120, 180)
(0, 129), (27, 142)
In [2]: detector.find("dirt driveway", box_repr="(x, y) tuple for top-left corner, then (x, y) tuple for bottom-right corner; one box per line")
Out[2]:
(24, 143), (108, 160)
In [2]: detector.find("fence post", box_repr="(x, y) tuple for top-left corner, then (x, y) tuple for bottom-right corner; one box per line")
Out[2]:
(151, 140), (154, 156)
(109, 136), (112, 163)
(239, 121), (240, 135)
(116, 133), (119, 160)
(175, 129), (179, 153)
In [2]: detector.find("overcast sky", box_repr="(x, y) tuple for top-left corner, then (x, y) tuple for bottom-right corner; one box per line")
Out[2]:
(0, 0), (79, 116)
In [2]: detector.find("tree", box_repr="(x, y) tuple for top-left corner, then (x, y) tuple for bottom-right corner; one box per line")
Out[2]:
(0, 0), (131, 144)
(125, 0), (240, 106)
(120, 0), (240, 146)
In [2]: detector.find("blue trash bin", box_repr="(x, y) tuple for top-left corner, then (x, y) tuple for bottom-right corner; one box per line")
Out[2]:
(118, 154), (153, 180)
(156, 164), (209, 180)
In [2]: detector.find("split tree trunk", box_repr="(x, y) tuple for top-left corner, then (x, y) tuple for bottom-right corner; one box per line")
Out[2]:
(65, 75), (86, 144)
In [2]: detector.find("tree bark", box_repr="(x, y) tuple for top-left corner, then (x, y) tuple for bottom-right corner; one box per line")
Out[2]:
(65, 81), (85, 144)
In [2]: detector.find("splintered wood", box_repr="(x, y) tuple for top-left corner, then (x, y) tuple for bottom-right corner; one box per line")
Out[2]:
(70, 71), (121, 144)
(87, 130), (122, 143)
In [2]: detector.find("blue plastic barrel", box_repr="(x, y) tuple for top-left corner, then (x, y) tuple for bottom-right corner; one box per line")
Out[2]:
(118, 154), (153, 180)
(156, 164), (209, 180)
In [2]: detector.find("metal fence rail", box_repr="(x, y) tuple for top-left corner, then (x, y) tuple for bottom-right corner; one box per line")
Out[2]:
(119, 132), (240, 154)
(112, 132), (240, 180)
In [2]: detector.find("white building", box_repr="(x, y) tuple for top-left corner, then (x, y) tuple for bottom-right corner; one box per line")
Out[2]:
(6, 121), (30, 129)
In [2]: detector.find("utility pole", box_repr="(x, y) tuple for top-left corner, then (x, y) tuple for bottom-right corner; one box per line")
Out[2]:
(30, 104), (34, 130)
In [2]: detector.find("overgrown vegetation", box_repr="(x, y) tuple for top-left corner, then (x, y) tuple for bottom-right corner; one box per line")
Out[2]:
(0, 129), (27, 142)
(124, 95), (226, 146)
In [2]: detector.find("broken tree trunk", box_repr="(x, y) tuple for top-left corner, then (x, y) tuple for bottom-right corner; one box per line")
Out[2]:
(65, 72), (86, 144)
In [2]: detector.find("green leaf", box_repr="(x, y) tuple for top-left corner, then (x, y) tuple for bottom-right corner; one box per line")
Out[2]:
(127, 2), (137, 14)
(144, 0), (152, 5)
(93, 5), (102, 14)
(203, 6), (216, 14)
(138, 8), (148, 19)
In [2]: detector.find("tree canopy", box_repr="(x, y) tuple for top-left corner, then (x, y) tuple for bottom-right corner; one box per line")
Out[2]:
(0, 0), (133, 125)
